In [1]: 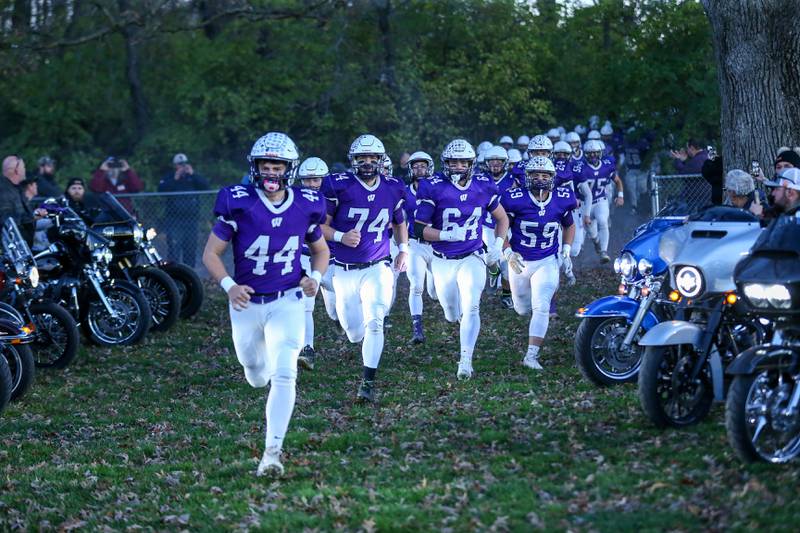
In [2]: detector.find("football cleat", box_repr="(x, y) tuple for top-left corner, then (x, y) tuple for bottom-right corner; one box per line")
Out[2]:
(522, 353), (543, 370)
(256, 446), (284, 477)
(500, 294), (514, 309)
(599, 252), (611, 263)
(357, 379), (376, 403)
(411, 316), (425, 344)
(298, 345), (316, 370)
(457, 358), (473, 380)
(593, 238), (602, 254)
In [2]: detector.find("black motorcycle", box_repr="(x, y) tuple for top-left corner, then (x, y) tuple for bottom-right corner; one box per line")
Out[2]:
(92, 192), (204, 321)
(35, 200), (152, 346)
(1, 218), (79, 368)
(726, 214), (800, 463)
(0, 301), (35, 403)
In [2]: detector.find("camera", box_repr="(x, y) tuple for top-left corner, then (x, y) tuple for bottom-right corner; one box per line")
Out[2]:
(106, 157), (123, 169)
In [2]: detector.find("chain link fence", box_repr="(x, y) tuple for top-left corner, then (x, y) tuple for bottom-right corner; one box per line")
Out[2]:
(649, 173), (711, 215)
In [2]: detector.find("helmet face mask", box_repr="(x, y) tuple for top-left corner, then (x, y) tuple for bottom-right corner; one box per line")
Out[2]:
(300, 177), (322, 191)
(586, 151), (602, 165)
(486, 158), (506, 176)
(528, 149), (551, 159)
(583, 140), (604, 166)
(351, 153), (383, 179)
(255, 159), (290, 192)
(247, 131), (299, 191)
(348, 134), (386, 180)
(441, 139), (477, 184)
(407, 151), (434, 181)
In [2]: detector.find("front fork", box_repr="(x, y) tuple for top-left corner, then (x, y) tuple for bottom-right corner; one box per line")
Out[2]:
(85, 267), (119, 318)
(621, 280), (661, 347)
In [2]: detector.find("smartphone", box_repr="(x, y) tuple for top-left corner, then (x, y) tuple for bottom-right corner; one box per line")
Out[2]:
(751, 159), (761, 177)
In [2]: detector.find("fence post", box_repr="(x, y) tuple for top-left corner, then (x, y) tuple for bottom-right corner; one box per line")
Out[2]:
(649, 172), (659, 215)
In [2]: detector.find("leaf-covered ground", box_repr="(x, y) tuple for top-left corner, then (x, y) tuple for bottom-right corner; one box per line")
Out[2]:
(2, 267), (799, 531)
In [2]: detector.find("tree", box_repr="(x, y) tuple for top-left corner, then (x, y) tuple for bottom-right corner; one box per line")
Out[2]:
(702, 0), (800, 174)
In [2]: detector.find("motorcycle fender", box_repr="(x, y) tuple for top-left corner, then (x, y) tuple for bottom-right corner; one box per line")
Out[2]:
(638, 320), (704, 347)
(709, 346), (724, 401)
(576, 296), (640, 320)
(726, 345), (800, 375)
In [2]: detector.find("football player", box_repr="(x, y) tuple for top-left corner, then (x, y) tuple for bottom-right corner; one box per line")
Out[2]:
(575, 139), (624, 262)
(202, 132), (329, 477)
(498, 135), (514, 151)
(321, 134), (409, 403)
(415, 139), (509, 379)
(527, 135), (554, 160)
(516, 135), (530, 160)
(546, 128), (561, 147)
(405, 151), (438, 343)
(501, 156), (575, 370)
(294, 157), (329, 370)
(482, 145), (518, 306)
(565, 131), (583, 162)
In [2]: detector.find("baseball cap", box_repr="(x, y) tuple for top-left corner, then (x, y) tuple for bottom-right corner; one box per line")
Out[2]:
(38, 156), (54, 166)
(764, 167), (800, 190)
(725, 169), (754, 195)
(172, 153), (189, 165)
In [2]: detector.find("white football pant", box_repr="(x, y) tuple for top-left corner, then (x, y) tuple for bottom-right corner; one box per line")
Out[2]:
(332, 262), (394, 369)
(571, 208), (585, 257)
(585, 199), (610, 253)
(407, 239), (437, 316)
(300, 254), (315, 348)
(229, 293), (304, 452)
(431, 253), (486, 358)
(509, 254), (560, 339)
(624, 169), (648, 211)
(320, 266), (338, 322)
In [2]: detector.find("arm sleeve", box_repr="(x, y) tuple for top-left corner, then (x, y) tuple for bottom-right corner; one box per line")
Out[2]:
(211, 189), (235, 241)
(391, 190), (406, 225)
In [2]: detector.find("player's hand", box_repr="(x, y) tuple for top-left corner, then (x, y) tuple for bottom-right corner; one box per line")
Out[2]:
(486, 245), (502, 266)
(583, 215), (591, 226)
(228, 284), (254, 311)
(300, 275), (319, 297)
(615, 196), (624, 207)
(393, 251), (408, 272)
(503, 248), (525, 275)
(561, 253), (574, 277)
(439, 226), (467, 242)
(341, 229), (361, 247)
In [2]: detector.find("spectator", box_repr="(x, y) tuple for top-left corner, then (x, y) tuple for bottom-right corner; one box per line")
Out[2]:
(157, 153), (209, 267)
(724, 169), (764, 216)
(670, 139), (709, 174)
(0, 155), (46, 246)
(20, 175), (38, 203)
(64, 177), (99, 224)
(701, 150), (724, 205)
(34, 156), (62, 199)
(89, 156), (144, 212)
(764, 167), (800, 217)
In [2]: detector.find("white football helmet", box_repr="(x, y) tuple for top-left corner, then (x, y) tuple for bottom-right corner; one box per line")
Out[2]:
(546, 128), (561, 141)
(587, 129), (601, 140)
(383, 155), (393, 176)
(247, 132), (299, 190)
(565, 131), (581, 144)
(516, 135), (530, 148)
(498, 135), (514, 146)
(477, 141), (493, 155)
(441, 139), (476, 184)
(600, 123), (613, 136)
(574, 124), (587, 136)
(589, 115), (600, 129)
(528, 134), (554, 154)
(507, 148), (523, 164)
(557, 126), (566, 135)
(553, 141), (572, 160)
(408, 150), (434, 179)
(524, 156), (556, 193)
(348, 134), (386, 179)
(584, 139), (604, 165)
(296, 156), (328, 190)
(484, 145), (508, 176)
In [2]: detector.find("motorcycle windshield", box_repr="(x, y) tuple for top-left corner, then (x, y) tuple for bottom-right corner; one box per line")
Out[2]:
(749, 215), (800, 256)
(93, 192), (136, 224)
(1, 218), (34, 263)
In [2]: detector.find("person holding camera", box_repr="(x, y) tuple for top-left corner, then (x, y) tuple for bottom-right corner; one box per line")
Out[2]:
(157, 153), (209, 267)
(89, 156), (144, 212)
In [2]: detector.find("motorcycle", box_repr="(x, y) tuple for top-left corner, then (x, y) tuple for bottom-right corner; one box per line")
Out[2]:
(91, 193), (181, 332)
(92, 193), (204, 321)
(574, 203), (687, 386)
(35, 200), (152, 346)
(725, 215), (800, 463)
(0, 301), (35, 403)
(637, 206), (765, 428)
(1, 218), (80, 368)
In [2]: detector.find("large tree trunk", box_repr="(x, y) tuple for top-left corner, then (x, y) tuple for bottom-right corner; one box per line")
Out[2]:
(702, 0), (800, 175)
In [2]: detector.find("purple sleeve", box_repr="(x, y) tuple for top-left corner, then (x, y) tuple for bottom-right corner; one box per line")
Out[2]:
(321, 176), (338, 217)
(415, 187), (435, 224)
(391, 188), (406, 224)
(561, 209), (575, 228)
(487, 181), (501, 212)
(212, 189), (235, 241)
(306, 225), (323, 243)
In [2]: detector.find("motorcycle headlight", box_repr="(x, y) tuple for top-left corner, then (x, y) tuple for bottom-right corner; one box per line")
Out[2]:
(28, 266), (39, 288)
(133, 225), (144, 244)
(613, 257), (622, 274)
(638, 258), (653, 276)
(619, 252), (637, 281)
(146, 227), (157, 241)
(92, 247), (113, 265)
(675, 266), (703, 298)
(744, 283), (791, 309)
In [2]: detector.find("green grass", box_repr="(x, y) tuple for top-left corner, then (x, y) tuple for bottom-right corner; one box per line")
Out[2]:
(2, 267), (799, 531)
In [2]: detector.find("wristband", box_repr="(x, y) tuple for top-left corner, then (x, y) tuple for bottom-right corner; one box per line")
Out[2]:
(493, 236), (504, 251)
(617, 191), (624, 198)
(398, 242), (409, 253)
(220, 276), (236, 293)
(309, 270), (322, 284)
(333, 231), (344, 243)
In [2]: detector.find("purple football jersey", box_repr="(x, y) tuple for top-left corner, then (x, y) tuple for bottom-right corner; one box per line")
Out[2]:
(482, 171), (518, 228)
(322, 172), (406, 263)
(212, 185), (326, 293)
(416, 173), (501, 257)
(501, 187), (575, 261)
(554, 158), (576, 189)
(574, 159), (616, 202)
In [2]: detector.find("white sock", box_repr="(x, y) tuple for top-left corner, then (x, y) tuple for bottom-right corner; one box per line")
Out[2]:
(304, 305), (314, 348)
(264, 372), (296, 452)
(460, 346), (474, 364)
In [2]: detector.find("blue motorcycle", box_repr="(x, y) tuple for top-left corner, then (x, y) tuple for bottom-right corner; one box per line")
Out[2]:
(574, 204), (687, 386)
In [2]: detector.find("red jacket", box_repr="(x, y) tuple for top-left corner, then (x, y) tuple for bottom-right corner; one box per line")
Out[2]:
(89, 169), (144, 212)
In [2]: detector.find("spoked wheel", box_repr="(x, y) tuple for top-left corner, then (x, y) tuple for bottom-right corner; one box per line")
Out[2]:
(132, 268), (180, 332)
(575, 317), (643, 386)
(1, 343), (35, 401)
(81, 281), (151, 346)
(0, 354), (11, 414)
(29, 302), (80, 369)
(638, 344), (714, 428)
(726, 371), (800, 464)
(163, 263), (204, 319)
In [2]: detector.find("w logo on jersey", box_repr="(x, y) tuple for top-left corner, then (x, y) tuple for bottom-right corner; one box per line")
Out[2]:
(272, 217), (283, 228)
(367, 194), (376, 202)
(460, 194), (468, 201)
(231, 185), (249, 199)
